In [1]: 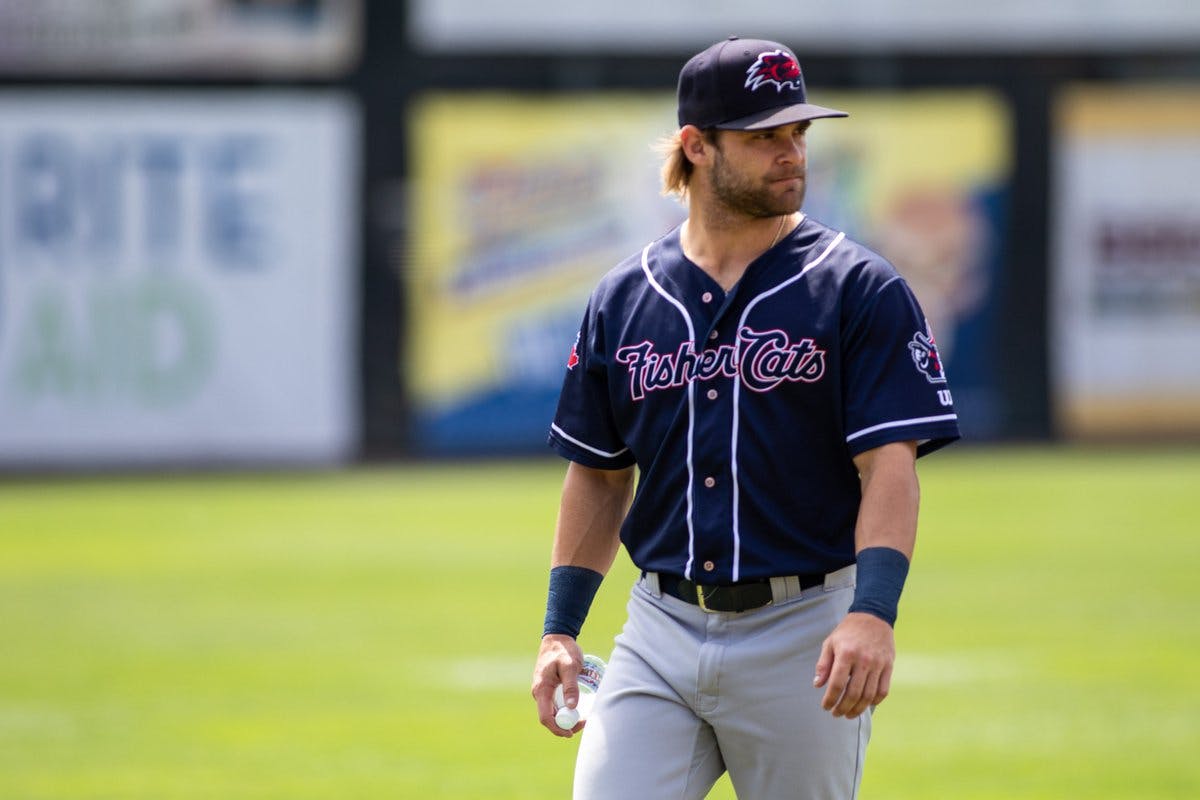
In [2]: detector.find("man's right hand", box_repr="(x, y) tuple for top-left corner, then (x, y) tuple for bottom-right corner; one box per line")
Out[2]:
(532, 634), (585, 737)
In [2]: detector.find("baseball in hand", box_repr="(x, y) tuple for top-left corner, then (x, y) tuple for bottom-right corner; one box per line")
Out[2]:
(555, 705), (580, 730)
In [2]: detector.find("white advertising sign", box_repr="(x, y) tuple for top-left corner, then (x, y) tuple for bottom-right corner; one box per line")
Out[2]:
(411, 0), (1200, 52)
(1052, 86), (1200, 437)
(0, 0), (362, 77)
(0, 92), (359, 465)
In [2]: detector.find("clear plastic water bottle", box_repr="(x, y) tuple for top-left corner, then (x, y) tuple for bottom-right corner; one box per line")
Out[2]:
(553, 653), (607, 729)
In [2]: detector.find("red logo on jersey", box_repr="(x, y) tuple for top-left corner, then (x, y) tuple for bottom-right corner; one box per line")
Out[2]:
(745, 50), (802, 93)
(566, 333), (580, 370)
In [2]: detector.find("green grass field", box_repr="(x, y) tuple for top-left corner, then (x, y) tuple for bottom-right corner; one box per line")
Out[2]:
(2, 447), (1198, 799)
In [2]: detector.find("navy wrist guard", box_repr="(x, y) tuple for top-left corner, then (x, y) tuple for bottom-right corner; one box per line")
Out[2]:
(543, 565), (604, 638)
(848, 546), (910, 627)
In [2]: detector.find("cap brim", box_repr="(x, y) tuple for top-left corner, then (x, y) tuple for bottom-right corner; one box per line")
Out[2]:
(717, 103), (848, 130)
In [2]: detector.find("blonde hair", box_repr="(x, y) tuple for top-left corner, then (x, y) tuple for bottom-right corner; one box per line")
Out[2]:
(656, 128), (717, 200)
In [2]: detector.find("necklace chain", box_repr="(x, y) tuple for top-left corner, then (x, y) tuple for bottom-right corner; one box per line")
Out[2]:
(768, 214), (788, 249)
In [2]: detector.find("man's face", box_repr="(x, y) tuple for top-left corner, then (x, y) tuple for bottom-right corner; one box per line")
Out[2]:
(708, 122), (810, 218)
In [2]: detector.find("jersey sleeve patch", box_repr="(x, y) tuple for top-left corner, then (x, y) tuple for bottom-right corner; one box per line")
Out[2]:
(907, 326), (947, 385)
(566, 331), (581, 370)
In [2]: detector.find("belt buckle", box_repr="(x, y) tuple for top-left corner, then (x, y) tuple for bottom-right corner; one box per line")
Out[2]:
(695, 584), (718, 613)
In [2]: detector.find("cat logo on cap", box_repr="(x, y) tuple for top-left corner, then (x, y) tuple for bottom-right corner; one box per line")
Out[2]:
(744, 50), (802, 93)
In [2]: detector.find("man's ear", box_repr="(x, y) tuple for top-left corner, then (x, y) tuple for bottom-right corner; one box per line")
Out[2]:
(680, 125), (714, 166)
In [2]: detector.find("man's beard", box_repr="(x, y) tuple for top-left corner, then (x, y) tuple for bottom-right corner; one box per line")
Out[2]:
(710, 148), (806, 219)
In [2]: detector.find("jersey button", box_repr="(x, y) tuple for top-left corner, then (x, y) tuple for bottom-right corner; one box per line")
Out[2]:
(703, 560), (716, 572)
(709, 330), (719, 340)
(703, 476), (716, 488)
(706, 389), (718, 400)
(701, 291), (713, 303)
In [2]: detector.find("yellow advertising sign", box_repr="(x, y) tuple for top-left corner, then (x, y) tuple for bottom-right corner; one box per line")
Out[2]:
(409, 94), (681, 407)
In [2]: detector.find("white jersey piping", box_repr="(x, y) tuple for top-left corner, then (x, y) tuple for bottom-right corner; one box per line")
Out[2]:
(550, 423), (630, 459)
(640, 242), (699, 581)
(845, 413), (959, 443)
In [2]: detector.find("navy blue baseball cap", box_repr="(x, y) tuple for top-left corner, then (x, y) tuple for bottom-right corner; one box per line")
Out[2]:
(677, 37), (848, 130)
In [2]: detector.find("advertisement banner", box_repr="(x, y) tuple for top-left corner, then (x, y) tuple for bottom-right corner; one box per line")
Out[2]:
(0, 92), (359, 466)
(411, 1), (1200, 53)
(408, 90), (1010, 454)
(0, 0), (361, 77)
(1052, 85), (1200, 437)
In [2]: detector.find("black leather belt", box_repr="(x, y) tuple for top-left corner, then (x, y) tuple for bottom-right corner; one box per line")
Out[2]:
(658, 572), (827, 613)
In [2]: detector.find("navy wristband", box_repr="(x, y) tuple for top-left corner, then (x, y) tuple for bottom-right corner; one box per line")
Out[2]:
(543, 565), (604, 638)
(848, 547), (910, 627)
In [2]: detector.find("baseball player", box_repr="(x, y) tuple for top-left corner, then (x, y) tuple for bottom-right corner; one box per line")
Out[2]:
(531, 36), (960, 799)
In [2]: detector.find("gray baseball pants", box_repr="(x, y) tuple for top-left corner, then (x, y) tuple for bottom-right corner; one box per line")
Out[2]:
(574, 565), (869, 800)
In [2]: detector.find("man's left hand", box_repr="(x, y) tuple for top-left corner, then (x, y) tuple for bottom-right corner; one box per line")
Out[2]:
(813, 612), (896, 718)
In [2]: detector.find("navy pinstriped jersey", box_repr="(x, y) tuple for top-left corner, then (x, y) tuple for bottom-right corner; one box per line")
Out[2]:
(548, 214), (960, 583)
